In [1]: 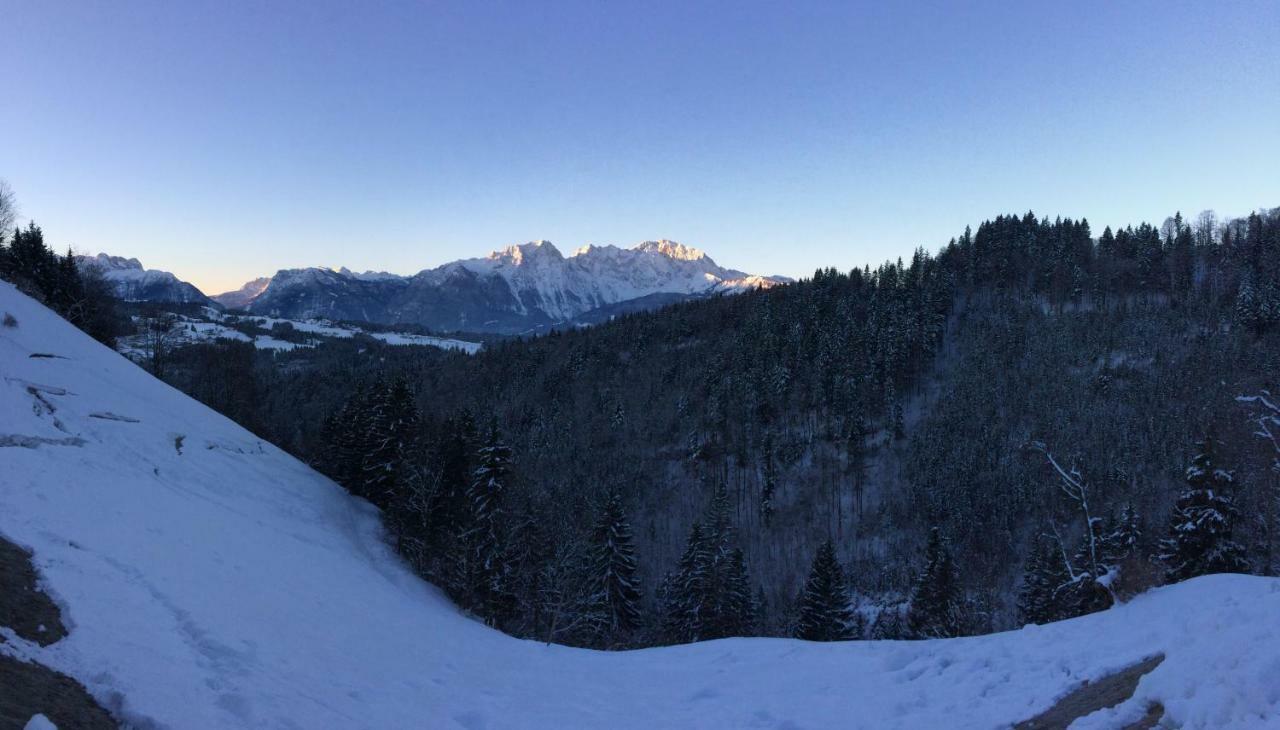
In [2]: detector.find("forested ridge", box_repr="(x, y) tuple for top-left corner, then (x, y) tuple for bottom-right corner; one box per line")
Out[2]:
(9, 195), (1278, 649)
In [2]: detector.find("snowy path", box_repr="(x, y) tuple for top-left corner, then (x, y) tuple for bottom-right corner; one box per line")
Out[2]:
(2, 279), (1278, 729)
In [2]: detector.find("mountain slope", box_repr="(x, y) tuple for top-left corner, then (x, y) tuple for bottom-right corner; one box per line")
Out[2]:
(219, 240), (789, 333)
(209, 276), (270, 309)
(1, 280), (1277, 729)
(75, 253), (214, 305)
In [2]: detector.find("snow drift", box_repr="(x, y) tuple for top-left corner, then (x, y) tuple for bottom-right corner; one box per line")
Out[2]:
(1, 279), (1277, 729)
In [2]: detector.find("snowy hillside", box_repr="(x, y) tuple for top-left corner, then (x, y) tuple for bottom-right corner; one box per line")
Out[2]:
(75, 253), (213, 305)
(218, 239), (790, 333)
(2, 279), (1277, 729)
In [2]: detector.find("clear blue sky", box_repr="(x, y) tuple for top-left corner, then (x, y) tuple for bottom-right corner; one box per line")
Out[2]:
(4, 0), (1278, 294)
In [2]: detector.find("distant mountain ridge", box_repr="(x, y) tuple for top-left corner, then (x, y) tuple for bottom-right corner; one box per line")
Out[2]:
(210, 276), (270, 309)
(213, 239), (789, 334)
(75, 253), (214, 305)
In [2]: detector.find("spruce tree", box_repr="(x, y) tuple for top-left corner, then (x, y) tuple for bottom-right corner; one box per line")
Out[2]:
(723, 547), (756, 637)
(329, 385), (375, 496)
(459, 428), (516, 625)
(662, 521), (709, 643)
(796, 539), (854, 641)
(587, 493), (643, 638)
(760, 448), (777, 528)
(1159, 437), (1250, 582)
(662, 485), (756, 643)
(907, 528), (962, 639)
(428, 411), (479, 575)
(1104, 504), (1144, 563)
(1066, 530), (1114, 617)
(362, 377), (420, 509)
(1017, 532), (1070, 625)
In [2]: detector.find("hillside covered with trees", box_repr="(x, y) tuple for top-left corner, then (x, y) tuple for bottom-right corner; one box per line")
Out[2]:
(11, 192), (1277, 650)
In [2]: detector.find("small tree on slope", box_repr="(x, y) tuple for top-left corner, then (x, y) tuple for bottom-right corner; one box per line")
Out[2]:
(1159, 437), (1250, 583)
(796, 539), (854, 641)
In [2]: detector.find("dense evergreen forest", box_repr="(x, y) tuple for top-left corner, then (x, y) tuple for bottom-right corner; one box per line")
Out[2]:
(7, 192), (1279, 649)
(159, 206), (1280, 648)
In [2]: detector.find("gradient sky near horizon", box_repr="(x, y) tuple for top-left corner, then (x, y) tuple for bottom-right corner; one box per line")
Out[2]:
(4, 1), (1279, 294)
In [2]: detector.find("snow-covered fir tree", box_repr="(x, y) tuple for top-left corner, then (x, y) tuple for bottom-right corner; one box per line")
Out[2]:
(795, 539), (854, 641)
(1103, 503), (1144, 564)
(662, 485), (756, 643)
(759, 447), (777, 528)
(361, 377), (420, 509)
(661, 521), (709, 643)
(907, 528), (962, 639)
(586, 493), (643, 639)
(1066, 529), (1114, 617)
(1017, 532), (1070, 626)
(459, 428), (517, 625)
(1159, 437), (1250, 583)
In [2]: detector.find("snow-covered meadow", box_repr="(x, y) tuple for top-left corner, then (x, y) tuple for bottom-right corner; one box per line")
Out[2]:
(1, 280), (1277, 729)
(116, 306), (481, 359)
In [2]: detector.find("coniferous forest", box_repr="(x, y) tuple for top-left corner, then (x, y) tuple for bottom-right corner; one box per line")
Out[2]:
(10, 204), (1280, 649)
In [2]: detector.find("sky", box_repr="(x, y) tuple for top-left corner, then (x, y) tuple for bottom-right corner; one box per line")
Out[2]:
(3, 1), (1279, 295)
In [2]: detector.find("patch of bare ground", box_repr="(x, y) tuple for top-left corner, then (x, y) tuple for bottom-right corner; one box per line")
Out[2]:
(0, 536), (117, 728)
(1013, 654), (1165, 730)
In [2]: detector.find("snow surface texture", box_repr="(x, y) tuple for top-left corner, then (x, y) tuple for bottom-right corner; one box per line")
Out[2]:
(1, 279), (1277, 729)
(23, 715), (57, 730)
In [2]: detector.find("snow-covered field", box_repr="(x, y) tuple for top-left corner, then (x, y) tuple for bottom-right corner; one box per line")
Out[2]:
(1, 279), (1277, 729)
(116, 308), (481, 358)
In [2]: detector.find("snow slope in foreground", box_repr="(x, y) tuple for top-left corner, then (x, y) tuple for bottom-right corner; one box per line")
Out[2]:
(1, 279), (1277, 730)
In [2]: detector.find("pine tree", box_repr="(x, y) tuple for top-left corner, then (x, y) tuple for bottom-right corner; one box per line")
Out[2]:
(1017, 532), (1071, 625)
(723, 547), (756, 637)
(907, 528), (962, 638)
(662, 521), (709, 643)
(661, 485), (756, 643)
(869, 604), (906, 640)
(459, 427), (516, 625)
(1159, 437), (1250, 582)
(1065, 530), (1114, 617)
(329, 385), (375, 496)
(361, 377), (420, 509)
(428, 411), (479, 574)
(796, 539), (854, 641)
(1104, 504), (1144, 563)
(586, 493), (643, 638)
(760, 447), (777, 527)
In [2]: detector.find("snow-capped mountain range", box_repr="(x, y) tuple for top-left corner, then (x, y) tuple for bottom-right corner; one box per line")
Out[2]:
(76, 253), (213, 305)
(213, 240), (790, 334)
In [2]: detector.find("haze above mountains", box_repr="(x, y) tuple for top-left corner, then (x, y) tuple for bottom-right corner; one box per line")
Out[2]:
(79, 240), (788, 334)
